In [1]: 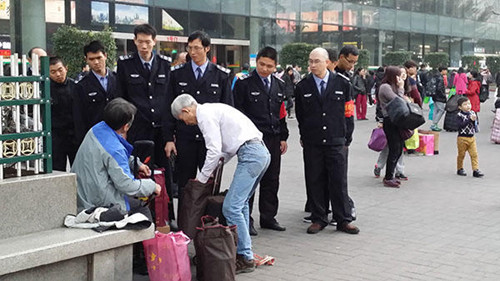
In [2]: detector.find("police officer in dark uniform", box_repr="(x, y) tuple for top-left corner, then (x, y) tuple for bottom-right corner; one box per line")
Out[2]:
(116, 24), (171, 169)
(49, 56), (78, 171)
(234, 47), (288, 235)
(74, 40), (117, 144)
(295, 48), (358, 235)
(164, 30), (233, 205)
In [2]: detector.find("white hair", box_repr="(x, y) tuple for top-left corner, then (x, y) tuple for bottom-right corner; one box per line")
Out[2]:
(310, 47), (329, 61)
(171, 94), (197, 119)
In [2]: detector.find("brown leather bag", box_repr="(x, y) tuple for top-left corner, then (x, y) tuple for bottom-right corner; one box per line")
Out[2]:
(194, 216), (238, 281)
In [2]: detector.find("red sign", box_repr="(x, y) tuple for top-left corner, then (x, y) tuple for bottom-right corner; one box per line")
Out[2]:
(0, 50), (11, 56)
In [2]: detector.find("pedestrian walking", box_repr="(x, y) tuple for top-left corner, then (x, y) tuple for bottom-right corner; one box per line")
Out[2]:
(352, 67), (368, 120)
(430, 67), (448, 131)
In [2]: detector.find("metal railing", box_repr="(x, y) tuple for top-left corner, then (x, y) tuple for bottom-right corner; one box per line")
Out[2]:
(0, 55), (51, 179)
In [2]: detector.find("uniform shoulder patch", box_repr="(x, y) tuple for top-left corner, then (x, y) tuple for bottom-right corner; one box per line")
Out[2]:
(337, 72), (351, 82)
(239, 72), (250, 80)
(158, 54), (172, 63)
(273, 73), (285, 83)
(171, 63), (185, 71)
(119, 54), (133, 61)
(216, 64), (231, 74)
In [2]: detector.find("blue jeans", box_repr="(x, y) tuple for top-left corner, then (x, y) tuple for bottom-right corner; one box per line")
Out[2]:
(222, 141), (270, 261)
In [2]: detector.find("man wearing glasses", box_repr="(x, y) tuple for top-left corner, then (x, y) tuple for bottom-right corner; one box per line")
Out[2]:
(164, 30), (233, 210)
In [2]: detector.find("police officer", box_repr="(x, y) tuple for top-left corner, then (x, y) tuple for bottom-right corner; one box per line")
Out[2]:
(164, 30), (233, 206)
(49, 56), (78, 171)
(116, 23), (171, 169)
(233, 47), (288, 236)
(295, 48), (358, 235)
(74, 40), (117, 144)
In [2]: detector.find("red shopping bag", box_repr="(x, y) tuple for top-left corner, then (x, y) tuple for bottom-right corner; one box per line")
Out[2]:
(143, 231), (192, 281)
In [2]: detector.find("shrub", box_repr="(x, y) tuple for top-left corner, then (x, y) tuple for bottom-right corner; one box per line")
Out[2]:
(461, 55), (482, 71)
(486, 56), (500, 76)
(280, 43), (317, 71)
(357, 49), (370, 69)
(383, 51), (412, 66)
(425, 52), (449, 69)
(52, 25), (117, 77)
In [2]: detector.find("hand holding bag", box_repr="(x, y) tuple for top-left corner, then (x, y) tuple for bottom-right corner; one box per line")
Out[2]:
(367, 127), (387, 152)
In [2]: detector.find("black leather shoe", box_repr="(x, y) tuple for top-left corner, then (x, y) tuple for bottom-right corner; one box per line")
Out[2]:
(457, 169), (467, 176)
(261, 221), (286, 231)
(473, 170), (484, 178)
(249, 224), (258, 236)
(336, 222), (360, 234)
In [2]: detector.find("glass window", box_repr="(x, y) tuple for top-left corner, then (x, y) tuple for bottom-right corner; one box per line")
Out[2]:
(451, 18), (464, 37)
(360, 28), (379, 65)
(438, 36), (450, 54)
(463, 19), (475, 38)
(221, 15), (249, 39)
(425, 14), (438, 33)
(379, 8), (395, 30)
(413, 0), (435, 13)
(395, 10), (411, 31)
(409, 33), (424, 62)
(396, 0), (411, 11)
(155, 0), (188, 10)
(346, 0), (379, 6)
(343, 3), (360, 27)
(439, 16), (452, 36)
(91, 1), (109, 25)
(190, 11), (220, 38)
(71, 1), (76, 24)
(410, 12), (425, 33)
(342, 28), (361, 48)
(380, 0), (395, 8)
(320, 26), (341, 51)
(362, 6), (379, 28)
(115, 4), (148, 25)
(381, 30), (394, 60)
(221, 0), (250, 15)
(439, 0), (462, 18)
(476, 0), (495, 23)
(450, 37), (461, 67)
(323, 1), (342, 25)
(301, 0), (321, 24)
(250, 0), (276, 18)
(424, 34), (437, 54)
(117, 0), (150, 4)
(190, 0), (220, 13)
(160, 9), (187, 35)
(276, 0), (300, 20)
(394, 31), (408, 52)
(46, 0), (65, 23)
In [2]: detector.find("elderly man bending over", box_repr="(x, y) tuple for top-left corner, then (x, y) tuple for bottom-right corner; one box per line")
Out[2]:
(171, 94), (270, 274)
(72, 98), (161, 213)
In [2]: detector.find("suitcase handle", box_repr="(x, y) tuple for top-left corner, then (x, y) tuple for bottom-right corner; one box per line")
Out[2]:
(212, 158), (224, 195)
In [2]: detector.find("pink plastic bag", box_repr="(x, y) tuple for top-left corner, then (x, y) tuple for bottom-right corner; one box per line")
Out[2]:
(416, 134), (434, 156)
(143, 231), (192, 281)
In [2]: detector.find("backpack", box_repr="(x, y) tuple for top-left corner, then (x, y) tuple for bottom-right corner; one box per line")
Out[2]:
(425, 75), (437, 97)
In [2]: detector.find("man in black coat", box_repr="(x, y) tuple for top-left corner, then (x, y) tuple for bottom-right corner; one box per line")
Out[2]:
(234, 46), (288, 235)
(49, 56), (78, 171)
(116, 24), (171, 170)
(295, 48), (358, 235)
(74, 40), (117, 144)
(164, 30), (233, 205)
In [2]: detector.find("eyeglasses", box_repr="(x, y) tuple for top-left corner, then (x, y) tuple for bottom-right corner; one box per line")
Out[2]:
(186, 45), (205, 52)
(343, 57), (358, 65)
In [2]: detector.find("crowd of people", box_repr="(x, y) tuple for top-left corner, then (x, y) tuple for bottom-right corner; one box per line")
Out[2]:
(21, 22), (500, 276)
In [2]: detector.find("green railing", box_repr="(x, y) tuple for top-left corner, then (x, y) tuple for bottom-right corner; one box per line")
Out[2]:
(0, 56), (51, 179)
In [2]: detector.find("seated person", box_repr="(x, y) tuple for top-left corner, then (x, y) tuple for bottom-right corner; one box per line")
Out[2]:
(72, 98), (161, 213)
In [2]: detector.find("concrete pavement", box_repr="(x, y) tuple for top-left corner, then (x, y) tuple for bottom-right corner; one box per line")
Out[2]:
(135, 96), (500, 281)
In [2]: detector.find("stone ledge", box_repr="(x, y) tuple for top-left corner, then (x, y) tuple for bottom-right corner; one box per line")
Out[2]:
(0, 225), (154, 276)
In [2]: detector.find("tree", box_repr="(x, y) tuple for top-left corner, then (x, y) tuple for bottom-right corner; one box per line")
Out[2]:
(357, 49), (370, 70)
(461, 55), (482, 72)
(425, 52), (449, 69)
(383, 51), (412, 66)
(280, 43), (317, 71)
(486, 56), (500, 76)
(52, 25), (117, 77)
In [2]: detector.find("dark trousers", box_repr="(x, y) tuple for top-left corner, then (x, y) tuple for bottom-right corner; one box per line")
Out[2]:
(249, 134), (281, 225)
(303, 143), (352, 227)
(52, 130), (77, 171)
(383, 117), (404, 180)
(175, 138), (207, 210)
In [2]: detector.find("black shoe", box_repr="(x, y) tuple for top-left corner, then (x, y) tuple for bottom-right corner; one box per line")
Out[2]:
(249, 224), (258, 236)
(236, 254), (255, 274)
(395, 173), (408, 181)
(473, 170), (484, 178)
(457, 169), (467, 176)
(336, 222), (360, 234)
(329, 218), (337, 226)
(303, 215), (312, 223)
(261, 221), (286, 231)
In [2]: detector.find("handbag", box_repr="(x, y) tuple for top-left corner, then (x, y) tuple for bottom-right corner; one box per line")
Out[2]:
(386, 96), (425, 130)
(143, 231), (192, 281)
(367, 127), (387, 152)
(195, 216), (238, 281)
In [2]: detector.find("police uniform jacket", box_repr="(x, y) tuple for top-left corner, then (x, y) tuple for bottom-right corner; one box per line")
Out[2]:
(116, 53), (171, 142)
(233, 70), (289, 141)
(164, 61), (233, 142)
(295, 71), (354, 146)
(74, 69), (117, 143)
(51, 77), (77, 132)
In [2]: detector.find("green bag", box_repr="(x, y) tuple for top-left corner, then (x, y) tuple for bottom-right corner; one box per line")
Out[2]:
(404, 129), (419, 149)
(448, 87), (456, 99)
(423, 96), (430, 104)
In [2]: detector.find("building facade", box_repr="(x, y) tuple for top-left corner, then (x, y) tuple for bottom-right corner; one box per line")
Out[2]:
(3, 0), (500, 67)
